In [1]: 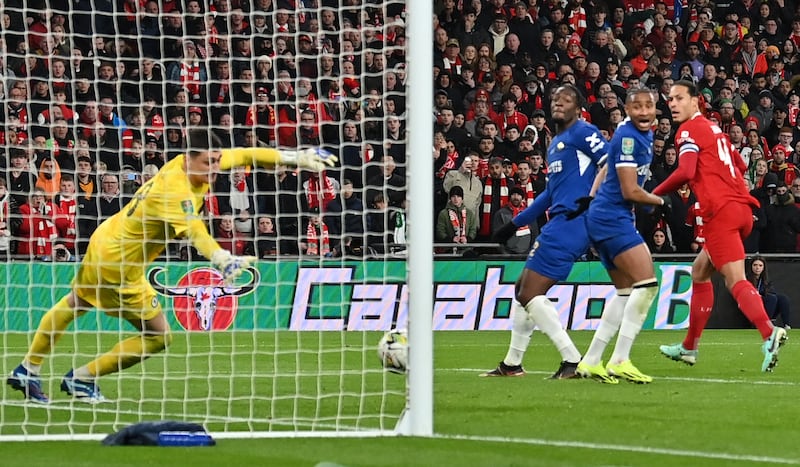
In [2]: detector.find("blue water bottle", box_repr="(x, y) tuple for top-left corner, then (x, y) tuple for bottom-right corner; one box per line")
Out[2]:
(157, 431), (215, 447)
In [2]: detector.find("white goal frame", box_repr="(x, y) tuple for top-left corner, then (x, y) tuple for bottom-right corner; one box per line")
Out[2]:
(2, 0), (433, 441)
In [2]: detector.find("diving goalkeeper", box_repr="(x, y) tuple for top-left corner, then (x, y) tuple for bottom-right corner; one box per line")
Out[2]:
(7, 129), (336, 404)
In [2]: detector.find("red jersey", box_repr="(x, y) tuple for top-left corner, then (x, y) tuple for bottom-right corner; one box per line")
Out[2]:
(654, 113), (758, 219)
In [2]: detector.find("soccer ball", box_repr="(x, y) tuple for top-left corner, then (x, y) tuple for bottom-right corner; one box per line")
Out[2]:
(377, 330), (408, 374)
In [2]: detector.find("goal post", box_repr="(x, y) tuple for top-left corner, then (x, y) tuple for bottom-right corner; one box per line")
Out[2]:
(402, 0), (434, 438)
(0, 0), (433, 440)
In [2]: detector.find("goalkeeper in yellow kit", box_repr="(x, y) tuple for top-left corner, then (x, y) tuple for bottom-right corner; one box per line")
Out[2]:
(7, 129), (336, 404)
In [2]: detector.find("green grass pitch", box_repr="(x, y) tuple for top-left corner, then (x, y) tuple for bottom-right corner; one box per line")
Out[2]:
(2, 330), (799, 467)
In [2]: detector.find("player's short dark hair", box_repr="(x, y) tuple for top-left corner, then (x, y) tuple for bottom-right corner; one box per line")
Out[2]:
(625, 87), (656, 103)
(673, 80), (699, 97)
(555, 83), (585, 109)
(187, 127), (223, 156)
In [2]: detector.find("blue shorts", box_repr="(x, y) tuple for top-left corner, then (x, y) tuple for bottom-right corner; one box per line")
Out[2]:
(524, 214), (590, 282)
(587, 211), (645, 271)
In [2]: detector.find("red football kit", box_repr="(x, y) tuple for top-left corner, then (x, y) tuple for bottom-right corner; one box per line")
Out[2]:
(655, 112), (774, 348)
(653, 112), (759, 267)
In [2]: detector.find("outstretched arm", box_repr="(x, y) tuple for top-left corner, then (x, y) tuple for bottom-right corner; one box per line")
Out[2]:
(220, 147), (337, 172)
(652, 151), (698, 196)
(513, 187), (551, 226)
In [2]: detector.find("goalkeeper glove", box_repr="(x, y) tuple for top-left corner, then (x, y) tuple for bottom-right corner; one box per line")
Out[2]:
(280, 148), (338, 171)
(211, 249), (257, 284)
(565, 196), (594, 220)
(493, 221), (518, 244)
(658, 195), (672, 217)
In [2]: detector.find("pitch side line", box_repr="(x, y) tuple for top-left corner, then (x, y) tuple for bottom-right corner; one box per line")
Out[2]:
(456, 368), (800, 386)
(435, 433), (800, 465)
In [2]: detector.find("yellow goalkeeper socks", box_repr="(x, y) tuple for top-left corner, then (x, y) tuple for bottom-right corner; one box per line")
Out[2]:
(86, 333), (172, 377)
(24, 296), (79, 373)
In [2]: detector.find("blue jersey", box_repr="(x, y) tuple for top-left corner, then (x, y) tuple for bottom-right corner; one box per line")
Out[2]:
(587, 119), (654, 270)
(592, 119), (654, 219)
(514, 120), (607, 226)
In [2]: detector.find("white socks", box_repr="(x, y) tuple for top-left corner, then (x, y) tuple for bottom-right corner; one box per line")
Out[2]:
(503, 302), (536, 366)
(525, 295), (581, 363)
(582, 291), (629, 367)
(610, 280), (658, 365)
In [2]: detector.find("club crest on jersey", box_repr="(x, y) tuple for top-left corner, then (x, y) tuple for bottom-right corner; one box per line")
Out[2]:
(557, 142), (565, 150)
(181, 200), (194, 215)
(148, 267), (260, 331)
(621, 137), (635, 155)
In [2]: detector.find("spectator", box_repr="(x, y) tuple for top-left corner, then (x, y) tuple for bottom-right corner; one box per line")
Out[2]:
(34, 158), (62, 201)
(97, 173), (123, 222)
(492, 186), (535, 254)
(365, 155), (406, 209)
(16, 188), (59, 260)
(769, 145), (800, 186)
(54, 175), (78, 255)
(649, 228), (677, 254)
(257, 165), (304, 255)
(365, 193), (393, 256)
(301, 210), (331, 257)
(0, 178), (19, 261)
(324, 179), (365, 252)
(215, 212), (252, 256)
(6, 148), (37, 207)
(494, 93), (528, 139)
(436, 185), (477, 245)
(254, 215), (278, 258)
(443, 154), (482, 217)
(763, 182), (800, 253)
(478, 156), (515, 241)
(217, 166), (256, 238)
(748, 256), (792, 329)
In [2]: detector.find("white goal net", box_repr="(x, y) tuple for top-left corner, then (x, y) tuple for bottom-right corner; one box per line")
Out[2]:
(0, 0), (427, 440)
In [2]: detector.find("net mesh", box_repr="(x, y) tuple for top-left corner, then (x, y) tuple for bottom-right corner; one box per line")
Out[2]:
(0, 0), (409, 438)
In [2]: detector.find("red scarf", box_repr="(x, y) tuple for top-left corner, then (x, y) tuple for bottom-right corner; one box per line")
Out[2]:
(481, 176), (508, 237)
(306, 222), (330, 255)
(306, 172), (335, 210)
(437, 150), (459, 179)
(205, 192), (219, 216)
(32, 203), (58, 257)
(57, 197), (77, 249)
(475, 157), (490, 179)
(518, 177), (535, 204)
(179, 62), (201, 97)
(447, 206), (468, 240)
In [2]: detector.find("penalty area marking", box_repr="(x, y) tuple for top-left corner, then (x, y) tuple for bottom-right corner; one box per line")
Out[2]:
(435, 433), (800, 465)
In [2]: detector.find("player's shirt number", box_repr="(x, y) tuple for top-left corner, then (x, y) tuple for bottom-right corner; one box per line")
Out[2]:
(127, 182), (154, 216)
(716, 137), (736, 178)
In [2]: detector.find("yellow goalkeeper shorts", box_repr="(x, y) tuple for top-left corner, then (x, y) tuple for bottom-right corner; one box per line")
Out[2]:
(73, 246), (162, 322)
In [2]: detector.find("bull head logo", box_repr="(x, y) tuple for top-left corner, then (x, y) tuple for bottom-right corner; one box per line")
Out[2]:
(148, 266), (260, 331)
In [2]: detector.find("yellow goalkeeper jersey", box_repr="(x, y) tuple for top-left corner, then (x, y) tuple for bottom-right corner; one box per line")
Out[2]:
(89, 155), (216, 280)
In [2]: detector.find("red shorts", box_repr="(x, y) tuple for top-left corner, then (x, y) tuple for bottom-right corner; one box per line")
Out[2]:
(703, 202), (752, 268)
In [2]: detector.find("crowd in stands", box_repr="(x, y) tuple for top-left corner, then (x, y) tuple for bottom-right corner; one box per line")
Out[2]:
(3, 0), (800, 262)
(431, 0), (800, 256)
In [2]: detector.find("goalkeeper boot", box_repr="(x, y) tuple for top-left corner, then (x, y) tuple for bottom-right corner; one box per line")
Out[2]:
(61, 370), (106, 404)
(550, 361), (580, 379)
(480, 361), (525, 377)
(7, 364), (49, 404)
(606, 360), (653, 384)
(659, 343), (698, 366)
(761, 326), (788, 372)
(576, 361), (618, 384)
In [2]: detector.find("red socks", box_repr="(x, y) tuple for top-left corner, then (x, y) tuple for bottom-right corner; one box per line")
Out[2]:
(731, 280), (773, 340)
(683, 281), (714, 351)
